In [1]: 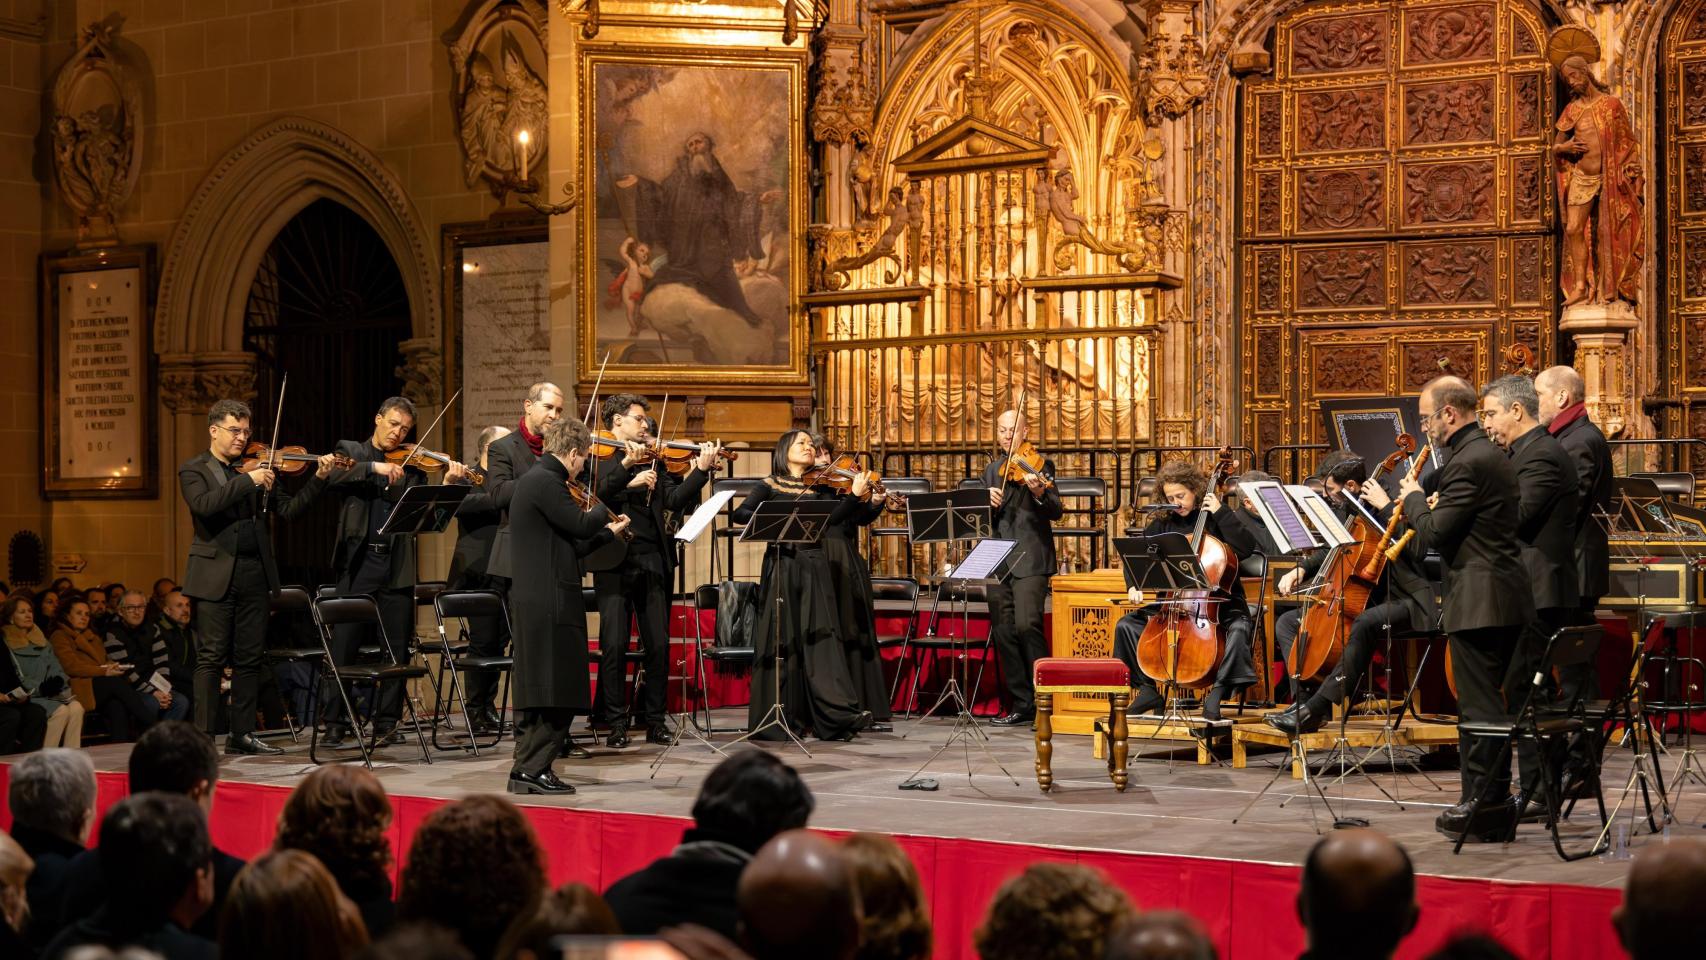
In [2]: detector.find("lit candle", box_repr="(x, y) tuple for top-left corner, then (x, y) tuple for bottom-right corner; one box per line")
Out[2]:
(517, 129), (531, 183)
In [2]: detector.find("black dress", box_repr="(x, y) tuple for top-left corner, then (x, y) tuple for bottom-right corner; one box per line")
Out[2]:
(733, 475), (867, 740)
(819, 492), (890, 720)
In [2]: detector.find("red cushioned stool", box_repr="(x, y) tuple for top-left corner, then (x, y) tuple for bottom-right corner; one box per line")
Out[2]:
(1032, 657), (1131, 792)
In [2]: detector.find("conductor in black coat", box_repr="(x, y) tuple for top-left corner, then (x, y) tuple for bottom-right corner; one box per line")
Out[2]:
(507, 418), (628, 796)
(448, 425), (513, 733)
(981, 409), (1064, 725)
(178, 398), (335, 755)
(1398, 377), (1534, 840)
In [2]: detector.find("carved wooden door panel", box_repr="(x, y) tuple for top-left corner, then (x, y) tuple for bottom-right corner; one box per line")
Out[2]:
(1240, 0), (1556, 463)
(1663, 3), (1706, 474)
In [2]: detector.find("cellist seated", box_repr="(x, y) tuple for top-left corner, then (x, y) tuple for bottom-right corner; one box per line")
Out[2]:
(1112, 460), (1259, 721)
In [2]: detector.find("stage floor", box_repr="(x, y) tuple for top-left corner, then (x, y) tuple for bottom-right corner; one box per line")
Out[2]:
(70, 710), (1671, 889)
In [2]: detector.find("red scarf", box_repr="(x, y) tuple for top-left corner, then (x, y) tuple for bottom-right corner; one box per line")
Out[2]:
(1546, 401), (1588, 437)
(518, 417), (543, 457)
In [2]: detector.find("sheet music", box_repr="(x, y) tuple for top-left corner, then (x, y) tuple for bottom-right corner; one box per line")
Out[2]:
(675, 489), (737, 543)
(946, 539), (1017, 581)
(1286, 485), (1354, 547)
(1242, 480), (1320, 553)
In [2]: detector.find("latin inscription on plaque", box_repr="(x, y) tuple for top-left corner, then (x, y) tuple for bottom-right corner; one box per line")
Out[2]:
(58, 268), (144, 481)
(459, 241), (550, 458)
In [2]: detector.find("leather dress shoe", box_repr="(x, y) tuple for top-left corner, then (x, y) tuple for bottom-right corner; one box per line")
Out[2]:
(321, 728), (351, 748)
(558, 741), (591, 760)
(225, 733), (284, 756)
(989, 711), (1036, 727)
(1266, 704), (1326, 737)
(868, 721), (894, 734)
(1510, 791), (1551, 824)
(606, 728), (632, 749)
(508, 769), (577, 795)
(1435, 797), (1515, 842)
(370, 727), (405, 747)
(646, 725), (676, 746)
(853, 710), (875, 732)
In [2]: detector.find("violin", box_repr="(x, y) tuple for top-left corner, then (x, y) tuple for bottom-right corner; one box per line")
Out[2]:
(1134, 449), (1238, 691)
(999, 441), (1055, 490)
(802, 454), (906, 508)
(237, 443), (354, 475)
(383, 444), (486, 485)
(566, 479), (633, 542)
(590, 430), (738, 475)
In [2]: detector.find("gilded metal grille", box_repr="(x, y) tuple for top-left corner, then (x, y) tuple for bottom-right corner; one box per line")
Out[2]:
(1662, 2), (1706, 477)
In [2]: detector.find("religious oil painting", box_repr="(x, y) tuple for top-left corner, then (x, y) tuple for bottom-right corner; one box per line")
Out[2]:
(581, 50), (805, 384)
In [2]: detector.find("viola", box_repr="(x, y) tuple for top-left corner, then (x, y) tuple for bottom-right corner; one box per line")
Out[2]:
(383, 444), (486, 485)
(1134, 448), (1239, 691)
(999, 441), (1055, 490)
(237, 443), (354, 475)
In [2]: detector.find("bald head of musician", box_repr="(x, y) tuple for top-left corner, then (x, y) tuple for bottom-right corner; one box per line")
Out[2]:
(1615, 839), (1706, 960)
(522, 381), (565, 437)
(1533, 365), (1586, 428)
(737, 829), (861, 960)
(995, 409), (1027, 450)
(476, 425), (510, 472)
(1416, 376), (1478, 449)
(1477, 375), (1542, 450)
(1296, 828), (1418, 960)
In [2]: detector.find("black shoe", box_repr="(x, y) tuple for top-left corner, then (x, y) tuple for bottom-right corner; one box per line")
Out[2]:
(1435, 797), (1516, 841)
(646, 726), (676, 746)
(852, 710), (875, 733)
(370, 727), (404, 747)
(606, 728), (632, 749)
(989, 711), (1035, 726)
(1561, 772), (1599, 801)
(1266, 704), (1325, 737)
(1511, 791), (1552, 824)
(321, 728), (351, 749)
(478, 707), (502, 729)
(508, 769), (577, 795)
(225, 733), (284, 756)
(868, 721), (894, 733)
(1201, 687), (1227, 722)
(558, 741), (591, 760)
(1127, 690), (1163, 716)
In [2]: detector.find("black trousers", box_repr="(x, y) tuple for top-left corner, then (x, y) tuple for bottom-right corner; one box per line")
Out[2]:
(193, 555), (270, 737)
(0, 701), (46, 753)
(1504, 608), (1569, 795)
(513, 707), (575, 777)
(459, 573), (510, 718)
(1114, 606), (1255, 700)
(987, 574), (1049, 715)
(92, 676), (156, 742)
(323, 550), (413, 732)
(595, 560), (671, 728)
(1450, 626), (1519, 802)
(1274, 601), (1413, 713)
(1559, 598), (1602, 781)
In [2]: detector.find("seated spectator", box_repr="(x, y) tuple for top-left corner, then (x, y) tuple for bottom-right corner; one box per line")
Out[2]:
(1296, 828), (1417, 960)
(494, 883), (619, 960)
(3, 597), (84, 748)
(6, 748), (97, 946)
(151, 591), (196, 696)
(737, 830), (860, 960)
(149, 578), (179, 620)
(0, 638), (47, 755)
(358, 923), (474, 960)
(973, 863), (1133, 960)
(1422, 934), (1517, 960)
(104, 591), (190, 722)
(1104, 911), (1215, 960)
(841, 833), (929, 960)
(48, 599), (156, 742)
(32, 591), (58, 627)
(605, 751), (813, 940)
(42, 792), (217, 960)
(220, 849), (369, 960)
(397, 795), (546, 959)
(104, 584), (126, 619)
(48, 578), (74, 597)
(85, 589), (112, 635)
(0, 831), (32, 959)
(1614, 838), (1706, 960)
(275, 766), (396, 937)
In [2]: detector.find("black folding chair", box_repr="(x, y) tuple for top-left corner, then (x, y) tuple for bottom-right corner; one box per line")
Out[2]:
(871, 577), (921, 706)
(1052, 476), (1111, 571)
(429, 590), (514, 754)
(692, 582), (756, 734)
(265, 585), (324, 740)
(310, 595), (433, 768)
(1452, 624), (1607, 859)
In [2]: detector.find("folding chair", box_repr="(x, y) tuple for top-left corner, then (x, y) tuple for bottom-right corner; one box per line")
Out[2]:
(310, 594), (433, 768)
(1052, 477), (1111, 571)
(265, 585), (323, 740)
(429, 590), (514, 755)
(693, 582), (756, 734)
(1452, 624), (1607, 859)
(903, 581), (994, 718)
(871, 577), (921, 706)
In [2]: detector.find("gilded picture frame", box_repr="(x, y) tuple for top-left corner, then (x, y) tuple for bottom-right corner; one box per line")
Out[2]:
(578, 43), (807, 387)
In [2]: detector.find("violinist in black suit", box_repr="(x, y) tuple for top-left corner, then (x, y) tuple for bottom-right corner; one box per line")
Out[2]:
(980, 409), (1064, 726)
(485, 382), (565, 583)
(1397, 377), (1534, 842)
(178, 398), (336, 755)
(448, 425), (511, 735)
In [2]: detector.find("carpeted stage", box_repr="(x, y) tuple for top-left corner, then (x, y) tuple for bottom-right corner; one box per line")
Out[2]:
(0, 712), (1661, 960)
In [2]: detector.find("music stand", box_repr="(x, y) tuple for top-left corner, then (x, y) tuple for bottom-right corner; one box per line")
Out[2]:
(726, 500), (838, 756)
(376, 484), (470, 536)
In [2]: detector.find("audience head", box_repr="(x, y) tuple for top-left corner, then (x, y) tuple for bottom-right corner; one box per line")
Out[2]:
(738, 830), (861, 960)
(34, 589), (58, 622)
(163, 589), (192, 626)
(49, 577), (73, 596)
(358, 923), (475, 960)
(2, 595), (34, 635)
(1296, 828), (1417, 960)
(974, 863), (1132, 960)
(1103, 911), (1214, 960)
(116, 590), (149, 629)
(129, 720), (220, 810)
(275, 765), (394, 903)
(842, 833), (930, 960)
(151, 577), (177, 603)
(0, 831), (32, 935)
(97, 792), (214, 928)
(220, 849), (369, 960)
(1421, 933), (1518, 960)
(1614, 838), (1706, 960)
(84, 588), (108, 619)
(58, 596), (89, 631)
(691, 750), (815, 854)
(398, 795), (546, 959)
(105, 583), (126, 607)
(493, 882), (620, 960)
(8, 747), (98, 845)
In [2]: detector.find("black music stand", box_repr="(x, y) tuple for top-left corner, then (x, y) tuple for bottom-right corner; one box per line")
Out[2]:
(375, 484), (470, 537)
(726, 499), (837, 756)
(906, 489), (994, 544)
(1114, 534), (1224, 769)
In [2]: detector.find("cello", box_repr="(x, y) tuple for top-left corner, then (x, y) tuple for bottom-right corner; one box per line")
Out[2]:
(1288, 435), (1422, 683)
(1134, 450), (1239, 691)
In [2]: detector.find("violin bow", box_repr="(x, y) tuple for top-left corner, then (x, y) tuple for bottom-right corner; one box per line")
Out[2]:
(260, 373), (287, 515)
(646, 393), (669, 507)
(399, 388), (460, 475)
(583, 352), (611, 426)
(583, 354), (610, 512)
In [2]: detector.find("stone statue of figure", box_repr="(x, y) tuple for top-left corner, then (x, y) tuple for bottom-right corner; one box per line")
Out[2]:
(1554, 55), (1644, 308)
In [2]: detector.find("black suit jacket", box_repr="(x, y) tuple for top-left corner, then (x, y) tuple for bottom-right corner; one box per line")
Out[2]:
(484, 430), (540, 580)
(1551, 412), (1613, 600)
(54, 845), (244, 944)
(1400, 425), (1534, 633)
(15, 825), (83, 948)
(177, 450), (325, 600)
(604, 850), (745, 941)
(448, 484), (500, 588)
(593, 459), (710, 575)
(1507, 425), (1581, 612)
(325, 439), (432, 588)
(980, 456), (1064, 579)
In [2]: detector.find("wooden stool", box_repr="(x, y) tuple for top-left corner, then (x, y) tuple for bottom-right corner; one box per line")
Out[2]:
(1032, 657), (1132, 792)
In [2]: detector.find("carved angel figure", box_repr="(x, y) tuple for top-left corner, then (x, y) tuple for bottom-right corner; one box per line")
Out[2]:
(1043, 170), (1151, 272)
(51, 107), (131, 224)
(826, 184), (913, 287)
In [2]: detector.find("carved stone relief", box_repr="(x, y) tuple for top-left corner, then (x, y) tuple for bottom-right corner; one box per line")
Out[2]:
(1686, 315), (1706, 387)
(1256, 92), (1283, 156)
(1404, 241), (1494, 305)
(1313, 343), (1385, 393)
(1405, 4), (1495, 65)
(1297, 245), (1384, 309)
(1512, 156), (1543, 222)
(1404, 161), (1495, 226)
(1691, 8), (1706, 44)
(1255, 249), (1282, 312)
(1254, 327), (1284, 395)
(1291, 14), (1387, 75)
(1513, 73), (1541, 137)
(1512, 238), (1543, 304)
(1404, 78), (1494, 145)
(1686, 232), (1706, 300)
(1686, 61), (1706, 128)
(1686, 144), (1706, 216)
(1512, 322), (1542, 366)
(1256, 171), (1282, 234)
(443, 0), (548, 197)
(1402, 341), (1477, 390)
(1512, 18), (1538, 58)
(1298, 166), (1384, 232)
(1253, 410), (1285, 458)
(1297, 87), (1385, 153)
(48, 21), (143, 247)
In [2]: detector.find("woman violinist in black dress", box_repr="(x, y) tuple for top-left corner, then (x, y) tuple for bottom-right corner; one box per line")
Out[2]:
(810, 432), (893, 732)
(733, 430), (875, 741)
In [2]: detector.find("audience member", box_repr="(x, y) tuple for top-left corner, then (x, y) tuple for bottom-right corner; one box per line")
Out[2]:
(0, 634), (47, 754)
(33, 591), (58, 626)
(151, 592), (196, 700)
(42, 793), (216, 960)
(605, 750), (813, 940)
(736, 830), (860, 960)
(0, 831), (32, 959)
(841, 833), (930, 960)
(104, 584), (126, 616)
(1104, 911), (1215, 960)
(3, 597), (84, 748)
(85, 590), (112, 635)
(1421, 934), (1518, 960)
(103, 591), (190, 722)
(148, 579), (179, 619)
(397, 795), (546, 959)
(219, 849), (369, 960)
(48, 579), (73, 598)
(493, 883), (619, 960)
(48, 599), (156, 742)
(274, 765), (395, 937)
(1613, 838), (1706, 960)
(1296, 828), (1417, 960)
(357, 923), (474, 960)
(6, 748), (97, 945)
(974, 863), (1133, 960)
